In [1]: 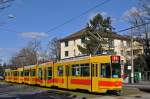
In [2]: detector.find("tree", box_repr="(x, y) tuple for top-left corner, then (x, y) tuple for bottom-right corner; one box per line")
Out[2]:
(124, 0), (150, 70)
(48, 37), (60, 61)
(10, 40), (41, 67)
(134, 55), (147, 72)
(77, 13), (113, 55)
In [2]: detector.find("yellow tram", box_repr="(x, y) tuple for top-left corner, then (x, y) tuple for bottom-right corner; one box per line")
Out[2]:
(17, 68), (24, 83)
(5, 55), (123, 94)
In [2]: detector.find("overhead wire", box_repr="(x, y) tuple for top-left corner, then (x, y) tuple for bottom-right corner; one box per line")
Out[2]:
(45, 0), (111, 33)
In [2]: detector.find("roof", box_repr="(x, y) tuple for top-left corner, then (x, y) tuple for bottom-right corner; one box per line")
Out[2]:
(60, 28), (130, 42)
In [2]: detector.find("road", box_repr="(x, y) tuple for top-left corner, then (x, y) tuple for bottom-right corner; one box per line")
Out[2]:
(0, 82), (74, 99)
(0, 81), (150, 99)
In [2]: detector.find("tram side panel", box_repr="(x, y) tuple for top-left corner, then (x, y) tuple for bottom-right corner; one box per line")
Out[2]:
(18, 68), (24, 83)
(4, 70), (9, 82)
(24, 68), (30, 84)
(37, 62), (54, 87)
(67, 60), (91, 92)
(45, 62), (54, 87)
(53, 62), (67, 88)
(30, 65), (37, 85)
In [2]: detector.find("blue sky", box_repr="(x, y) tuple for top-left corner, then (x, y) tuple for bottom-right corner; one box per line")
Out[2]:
(0, 0), (138, 63)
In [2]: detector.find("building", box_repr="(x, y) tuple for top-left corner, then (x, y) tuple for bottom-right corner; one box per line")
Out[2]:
(60, 29), (143, 64)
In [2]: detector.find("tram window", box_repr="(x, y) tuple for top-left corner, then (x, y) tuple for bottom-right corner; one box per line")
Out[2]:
(24, 70), (29, 76)
(81, 63), (90, 77)
(47, 67), (52, 79)
(17, 72), (19, 76)
(21, 71), (24, 77)
(14, 71), (18, 76)
(57, 66), (63, 76)
(72, 64), (80, 76)
(38, 68), (43, 80)
(31, 69), (36, 76)
(112, 63), (121, 78)
(27, 70), (29, 76)
(24, 71), (26, 76)
(19, 72), (21, 76)
(100, 63), (111, 78)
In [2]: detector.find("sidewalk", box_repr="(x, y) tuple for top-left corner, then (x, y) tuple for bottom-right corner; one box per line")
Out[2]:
(124, 81), (150, 89)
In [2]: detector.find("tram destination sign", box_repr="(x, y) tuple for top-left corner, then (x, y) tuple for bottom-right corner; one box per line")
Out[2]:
(111, 56), (120, 63)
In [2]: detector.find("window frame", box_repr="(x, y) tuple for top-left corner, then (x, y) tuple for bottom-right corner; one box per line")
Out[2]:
(65, 41), (69, 47)
(100, 63), (111, 78)
(72, 63), (90, 77)
(65, 51), (69, 57)
(57, 66), (64, 77)
(47, 67), (52, 80)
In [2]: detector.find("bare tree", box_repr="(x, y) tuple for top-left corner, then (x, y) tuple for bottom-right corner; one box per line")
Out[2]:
(48, 37), (60, 61)
(124, 0), (150, 70)
(10, 40), (41, 67)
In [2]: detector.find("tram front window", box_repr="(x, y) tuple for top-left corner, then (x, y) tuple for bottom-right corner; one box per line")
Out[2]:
(101, 63), (111, 78)
(112, 63), (121, 78)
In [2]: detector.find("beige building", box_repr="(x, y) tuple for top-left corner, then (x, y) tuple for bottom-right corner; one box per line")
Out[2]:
(60, 29), (143, 64)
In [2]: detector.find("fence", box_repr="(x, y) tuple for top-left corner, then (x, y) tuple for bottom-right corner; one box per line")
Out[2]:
(142, 71), (150, 81)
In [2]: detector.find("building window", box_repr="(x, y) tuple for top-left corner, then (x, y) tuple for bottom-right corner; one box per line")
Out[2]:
(127, 51), (131, 56)
(65, 41), (68, 47)
(121, 50), (124, 55)
(65, 51), (69, 57)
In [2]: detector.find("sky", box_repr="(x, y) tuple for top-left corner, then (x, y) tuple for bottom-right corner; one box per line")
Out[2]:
(0, 0), (139, 63)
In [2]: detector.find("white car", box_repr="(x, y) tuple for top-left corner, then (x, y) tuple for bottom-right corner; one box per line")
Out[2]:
(0, 76), (4, 80)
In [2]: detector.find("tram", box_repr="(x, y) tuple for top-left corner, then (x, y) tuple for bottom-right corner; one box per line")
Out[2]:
(5, 55), (122, 94)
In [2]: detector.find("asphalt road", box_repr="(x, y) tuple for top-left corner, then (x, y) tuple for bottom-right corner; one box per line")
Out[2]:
(0, 82), (74, 99)
(0, 81), (150, 99)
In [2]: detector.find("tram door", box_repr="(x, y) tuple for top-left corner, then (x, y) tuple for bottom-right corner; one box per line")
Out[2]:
(66, 65), (69, 88)
(43, 67), (47, 86)
(91, 63), (98, 92)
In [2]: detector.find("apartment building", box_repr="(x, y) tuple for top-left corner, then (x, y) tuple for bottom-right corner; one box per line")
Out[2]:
(60, 29), (143, 64)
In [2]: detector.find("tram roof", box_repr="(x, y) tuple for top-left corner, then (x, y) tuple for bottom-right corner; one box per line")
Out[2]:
(58, 54), (112, 63)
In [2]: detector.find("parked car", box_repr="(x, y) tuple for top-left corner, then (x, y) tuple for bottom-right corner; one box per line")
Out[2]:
(0, 73), (4, 80)
(0, 76), (4, 80)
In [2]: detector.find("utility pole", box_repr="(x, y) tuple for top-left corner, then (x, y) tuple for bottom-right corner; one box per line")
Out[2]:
(131, 29), (134, 84)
